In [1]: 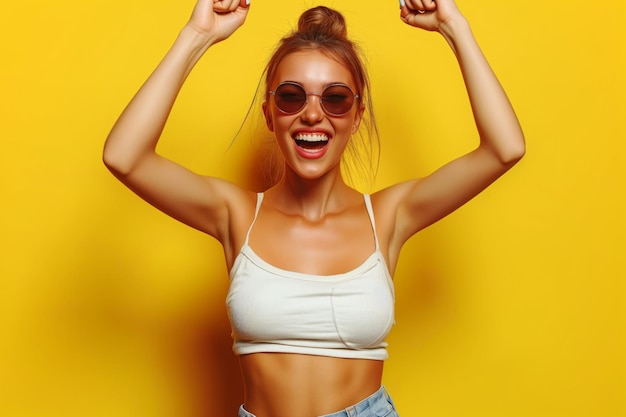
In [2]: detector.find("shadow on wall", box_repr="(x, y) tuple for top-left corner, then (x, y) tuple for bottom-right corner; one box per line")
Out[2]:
(221, 112), (283, 193)
(157, 281), (244, 417)
(65, 184), (246, 416)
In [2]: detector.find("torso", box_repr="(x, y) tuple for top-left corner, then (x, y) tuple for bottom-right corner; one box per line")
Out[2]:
(240, 353), (383, 417)
(225, 187), (398, 417)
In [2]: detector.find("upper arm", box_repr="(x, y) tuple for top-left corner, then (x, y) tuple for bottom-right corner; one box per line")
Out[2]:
(383, 144), (523, 246)
(105, 152), (250, 243)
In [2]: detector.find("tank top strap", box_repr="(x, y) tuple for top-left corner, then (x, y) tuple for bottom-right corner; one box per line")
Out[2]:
(243, 192), (264, 246)
(363, 194), (380, 251)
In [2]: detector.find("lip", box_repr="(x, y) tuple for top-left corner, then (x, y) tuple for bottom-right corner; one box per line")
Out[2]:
(292, 129), (332, 160)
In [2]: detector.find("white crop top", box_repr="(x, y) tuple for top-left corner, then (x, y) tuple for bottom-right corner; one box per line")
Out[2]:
(226, 193), (395, 360)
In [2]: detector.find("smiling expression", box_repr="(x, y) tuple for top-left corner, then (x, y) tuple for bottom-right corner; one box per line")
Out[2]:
(263, 50), (364, 181)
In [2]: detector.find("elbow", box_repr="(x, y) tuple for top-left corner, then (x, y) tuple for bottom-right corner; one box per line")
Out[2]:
(502, 141), (526, 166)
(102, 147), (121, 176)
(102, 144), (133, 178)
(494, 131), (526, 167)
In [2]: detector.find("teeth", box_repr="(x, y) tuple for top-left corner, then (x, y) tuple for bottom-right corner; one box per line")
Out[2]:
(294, 133), (329, 142)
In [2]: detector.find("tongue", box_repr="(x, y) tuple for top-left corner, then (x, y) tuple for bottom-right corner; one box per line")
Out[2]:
(296, 140), (326, 149)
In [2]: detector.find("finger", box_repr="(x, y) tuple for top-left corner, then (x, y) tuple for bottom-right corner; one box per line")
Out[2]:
(213, 0), (234, 13)
(399, 7), (437, 28)
(423, 0), (437, 12)
(213, 0), (247, 13)
(404, 0), (426, 12)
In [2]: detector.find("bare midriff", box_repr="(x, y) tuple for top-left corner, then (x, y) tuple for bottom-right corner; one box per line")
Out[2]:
(239, 353), (384, 417)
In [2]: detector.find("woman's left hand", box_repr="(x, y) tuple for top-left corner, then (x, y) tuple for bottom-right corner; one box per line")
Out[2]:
(399, 0), (464, 33)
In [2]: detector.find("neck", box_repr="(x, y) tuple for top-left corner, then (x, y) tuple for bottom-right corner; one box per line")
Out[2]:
(269, 167), (355, 221)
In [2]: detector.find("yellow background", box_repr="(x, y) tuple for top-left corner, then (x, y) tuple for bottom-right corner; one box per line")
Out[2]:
(1, 1), (624, 416)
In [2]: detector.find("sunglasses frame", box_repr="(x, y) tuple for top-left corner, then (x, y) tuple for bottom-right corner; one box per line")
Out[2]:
(269, 81), (359, 117)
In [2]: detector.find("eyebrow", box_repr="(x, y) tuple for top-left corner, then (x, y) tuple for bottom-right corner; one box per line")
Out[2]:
(277, 80), (353, 90)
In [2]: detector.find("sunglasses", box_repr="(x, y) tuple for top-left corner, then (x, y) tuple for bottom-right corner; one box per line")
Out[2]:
(269, 82), (359, 116)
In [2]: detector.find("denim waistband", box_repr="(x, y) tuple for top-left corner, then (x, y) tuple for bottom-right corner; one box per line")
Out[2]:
(238, 385), (399, 417)
(320, 386), (397, 417)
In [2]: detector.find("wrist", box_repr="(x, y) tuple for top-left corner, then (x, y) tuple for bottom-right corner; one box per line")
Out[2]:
(160, 25), (217, 78)
(178, 23), (218, 54)
(438, 16), (471, 54)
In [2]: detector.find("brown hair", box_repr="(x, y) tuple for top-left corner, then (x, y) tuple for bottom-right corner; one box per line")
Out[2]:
(265, 7), (363, 103)
(264, 6), (379, 189)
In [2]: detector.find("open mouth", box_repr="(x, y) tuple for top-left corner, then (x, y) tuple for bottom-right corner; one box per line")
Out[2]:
(294, 133), (329, 152)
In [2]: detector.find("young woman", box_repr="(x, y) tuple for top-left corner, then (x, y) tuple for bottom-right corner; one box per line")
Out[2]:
(103, 0), (525, 416)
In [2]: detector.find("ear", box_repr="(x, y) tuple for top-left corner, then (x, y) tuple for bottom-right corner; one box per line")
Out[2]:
(351, 104), (365, 135)
(262, 101), (274, 132)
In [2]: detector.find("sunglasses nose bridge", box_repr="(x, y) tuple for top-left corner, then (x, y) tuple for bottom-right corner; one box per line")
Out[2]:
(301, 92), (324, 118)
(305, 92), (323, 105)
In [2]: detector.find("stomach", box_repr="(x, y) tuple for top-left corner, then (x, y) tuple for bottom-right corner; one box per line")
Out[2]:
(239, 353), (384, 417)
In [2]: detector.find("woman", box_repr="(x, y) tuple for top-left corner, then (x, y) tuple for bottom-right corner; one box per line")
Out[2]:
(103, 0), (525, 416)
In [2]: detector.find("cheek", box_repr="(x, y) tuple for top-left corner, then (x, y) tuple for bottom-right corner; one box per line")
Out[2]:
(337, 117), (359, 137)
(273, 115), (293, 134)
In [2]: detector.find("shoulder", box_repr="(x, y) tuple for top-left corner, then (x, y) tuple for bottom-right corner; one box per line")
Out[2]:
(210, 178), (259, 228)
(369, 179), (424, 254)
(178, 176), (258, 242)
(205, 178), (259, 267)
(370, 179), (422, 217)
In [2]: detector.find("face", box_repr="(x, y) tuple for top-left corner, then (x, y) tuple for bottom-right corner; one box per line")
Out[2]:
(263, 50), (364, 181)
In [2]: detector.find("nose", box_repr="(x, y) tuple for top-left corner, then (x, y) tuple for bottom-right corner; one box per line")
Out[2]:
(300, 93), (324, 123)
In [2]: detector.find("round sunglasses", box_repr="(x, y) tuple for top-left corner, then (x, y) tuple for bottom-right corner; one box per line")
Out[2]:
(269, 82), (359, 116)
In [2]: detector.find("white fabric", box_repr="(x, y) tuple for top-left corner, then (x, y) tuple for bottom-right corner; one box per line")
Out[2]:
(227, 193), (395, 360)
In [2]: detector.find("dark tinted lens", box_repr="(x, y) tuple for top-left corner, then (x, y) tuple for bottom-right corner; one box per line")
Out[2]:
(322, 85), (354, 115)
(274, 83), (306, 114)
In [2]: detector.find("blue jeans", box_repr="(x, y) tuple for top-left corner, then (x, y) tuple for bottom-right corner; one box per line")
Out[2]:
(238, 386), (400, 417)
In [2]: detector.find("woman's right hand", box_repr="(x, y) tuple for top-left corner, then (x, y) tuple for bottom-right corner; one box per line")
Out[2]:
(187, 0), (250, 43)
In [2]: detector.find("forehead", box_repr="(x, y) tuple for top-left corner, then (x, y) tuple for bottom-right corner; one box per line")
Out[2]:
(273, 50), (355, 89)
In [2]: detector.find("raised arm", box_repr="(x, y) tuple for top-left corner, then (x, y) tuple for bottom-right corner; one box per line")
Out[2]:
(103, 0), (250, 241)
(381, 0), (525, 247)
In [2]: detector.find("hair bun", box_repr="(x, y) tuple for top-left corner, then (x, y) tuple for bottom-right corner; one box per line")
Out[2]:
(297, 6), (347, 39)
